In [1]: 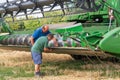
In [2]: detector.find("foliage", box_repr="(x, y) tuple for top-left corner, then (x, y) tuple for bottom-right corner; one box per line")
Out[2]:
(8, 22), (19, 31)
(5, 11), (68, 31)
(18, 22), (25, 30)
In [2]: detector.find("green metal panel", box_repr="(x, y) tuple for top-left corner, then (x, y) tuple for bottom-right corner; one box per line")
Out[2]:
(99, 27), (120, 57)
(55, 23), (83, 34)
(67, 14), (81, 21)
(98, 0), (120, 58)
(0, 19), (13, 34)
(104, 0), (120, 26)
(104, 0), (120, 12)
(66, 1), (108, 22)
(55, 23), (105, 49)
(0, 35), (9, 41)
(55, 23), (83, 41)
(85, 32), (103, 46)
(66, 10), (108, 22)
(114, 12), (120, 27)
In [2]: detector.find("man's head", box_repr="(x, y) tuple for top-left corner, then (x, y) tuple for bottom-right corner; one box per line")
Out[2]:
(42, 25), (49, 33)
(47, 33), (54, 41)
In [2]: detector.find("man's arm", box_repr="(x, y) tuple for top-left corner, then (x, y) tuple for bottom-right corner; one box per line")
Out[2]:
(44, 48), (52, 52)
(30, 28), (40, 45)
(30, 36), (34, 46)
(44, 40), (52, 52)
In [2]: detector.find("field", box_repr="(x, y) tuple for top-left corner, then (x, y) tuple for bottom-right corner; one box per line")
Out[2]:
(0, 49), (120, 80)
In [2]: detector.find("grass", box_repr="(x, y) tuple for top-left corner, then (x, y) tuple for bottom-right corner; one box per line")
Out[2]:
(0, 49), (120, 80)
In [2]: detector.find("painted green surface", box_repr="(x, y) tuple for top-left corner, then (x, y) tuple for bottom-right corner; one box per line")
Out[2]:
(0, 19), (13, 34)
(99, 27), (120, 57)
(55, 23), (83, 35)
(66, 2), (108, 22)
(0, 0), (120, 58)
(104, 0), (120, 12)
(98, 0), (120, 57)
(67, 11), (108, 22)
(55, 23), (106, 49)
(103, 0), (120, 26)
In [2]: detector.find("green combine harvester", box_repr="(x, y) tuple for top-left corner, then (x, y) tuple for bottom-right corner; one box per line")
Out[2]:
(0, 0), (120, 60)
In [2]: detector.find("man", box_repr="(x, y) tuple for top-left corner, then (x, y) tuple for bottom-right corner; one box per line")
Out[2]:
(30, 25), (51, 46)
(48, 34), (64, 47)
(31, 33), (54, 77)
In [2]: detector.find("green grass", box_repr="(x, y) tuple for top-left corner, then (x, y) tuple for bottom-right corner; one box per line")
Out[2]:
(0, 60), (120, 80)
(0, 65), (34, 79)
(0, 67), (14, 80)
(0, 59), (120, 80)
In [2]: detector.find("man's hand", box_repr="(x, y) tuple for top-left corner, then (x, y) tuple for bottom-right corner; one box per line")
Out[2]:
(44, 48), (53, 52)
(49, 48), (53, 51)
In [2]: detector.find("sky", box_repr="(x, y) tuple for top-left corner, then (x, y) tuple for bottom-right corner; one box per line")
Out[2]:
(0, 0), (14, 3)
(0, 0), (22, 3)
(0, 0), (6, 3)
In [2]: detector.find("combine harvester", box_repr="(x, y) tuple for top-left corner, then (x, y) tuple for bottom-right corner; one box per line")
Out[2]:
(0, 0), (120, 60)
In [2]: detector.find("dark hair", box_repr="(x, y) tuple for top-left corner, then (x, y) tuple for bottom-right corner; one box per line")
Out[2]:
(47, 33), (54, 39)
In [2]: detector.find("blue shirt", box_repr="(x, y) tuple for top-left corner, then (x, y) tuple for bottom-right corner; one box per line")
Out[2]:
(32, 27), (50, 42)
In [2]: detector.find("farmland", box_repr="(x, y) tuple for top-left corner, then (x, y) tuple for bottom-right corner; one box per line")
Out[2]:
(0, 49), (119, 80)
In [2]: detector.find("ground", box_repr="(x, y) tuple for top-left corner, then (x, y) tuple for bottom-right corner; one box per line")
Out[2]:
(0, 49), (120, 80)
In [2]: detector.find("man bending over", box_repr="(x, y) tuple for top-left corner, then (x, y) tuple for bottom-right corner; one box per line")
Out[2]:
(31, 33), (54, 77)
